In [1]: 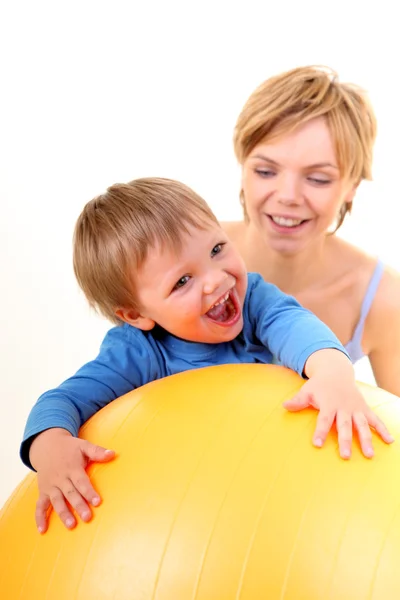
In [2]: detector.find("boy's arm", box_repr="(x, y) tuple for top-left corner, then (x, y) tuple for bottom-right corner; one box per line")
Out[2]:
(247, 276), (347, 376)
(21, 324), (161, 533)
(20, 325), (158, 468)
(246, 274), (394, 458)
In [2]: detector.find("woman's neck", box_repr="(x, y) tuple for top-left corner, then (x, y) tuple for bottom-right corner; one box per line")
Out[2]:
(242, 223), (337, 295)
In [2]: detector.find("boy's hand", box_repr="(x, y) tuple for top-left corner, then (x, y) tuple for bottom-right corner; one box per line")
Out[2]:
(283, 349), (394, 459)
(29, 427), (115, 533)
(283, 376), (394, 459)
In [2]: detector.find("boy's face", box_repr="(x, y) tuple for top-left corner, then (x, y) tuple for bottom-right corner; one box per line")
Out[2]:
(128, 223), (248, 343)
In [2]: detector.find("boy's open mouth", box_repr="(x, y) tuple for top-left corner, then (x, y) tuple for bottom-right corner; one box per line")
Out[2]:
(205, 289), (240, 326)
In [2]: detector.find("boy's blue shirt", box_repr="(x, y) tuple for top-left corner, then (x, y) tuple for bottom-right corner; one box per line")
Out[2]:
(20, 272), (348, 468)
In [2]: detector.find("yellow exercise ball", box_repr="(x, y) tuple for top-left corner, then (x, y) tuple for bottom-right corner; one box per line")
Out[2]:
(1, 364), (400, 600)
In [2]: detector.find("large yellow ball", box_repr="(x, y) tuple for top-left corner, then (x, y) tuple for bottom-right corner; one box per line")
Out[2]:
(1, 364), (400, 599)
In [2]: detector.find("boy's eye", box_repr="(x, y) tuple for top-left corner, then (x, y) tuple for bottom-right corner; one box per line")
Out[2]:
(211, 242), (225, 257)
(173, 275), (190, 291)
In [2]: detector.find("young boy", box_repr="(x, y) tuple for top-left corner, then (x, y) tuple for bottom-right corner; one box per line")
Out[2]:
(21, 177), (393, 534)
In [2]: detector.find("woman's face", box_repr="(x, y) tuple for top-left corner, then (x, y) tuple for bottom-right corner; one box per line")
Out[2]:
(241, 117), (356, 255)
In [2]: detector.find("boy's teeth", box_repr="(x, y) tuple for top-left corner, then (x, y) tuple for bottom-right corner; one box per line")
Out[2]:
(272, 216), (303, 227)
(211, 291), (230, 309)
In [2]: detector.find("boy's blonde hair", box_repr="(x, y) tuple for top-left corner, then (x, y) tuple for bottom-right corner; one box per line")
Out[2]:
(73, 177), (219, 324)
(233, 66), (377, 229)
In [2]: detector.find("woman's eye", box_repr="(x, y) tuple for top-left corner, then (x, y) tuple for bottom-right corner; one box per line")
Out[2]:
(211, 242), (225, 257)
(308, 176), (331, 185)
(255, 169), (275, 178)
(173, 275), (190, 290)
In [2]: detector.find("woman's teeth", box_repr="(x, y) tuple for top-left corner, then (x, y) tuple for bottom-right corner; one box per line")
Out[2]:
(271, 216), (303, 227)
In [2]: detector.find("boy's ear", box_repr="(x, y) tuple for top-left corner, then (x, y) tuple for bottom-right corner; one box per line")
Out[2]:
(115, 308), (155, 331)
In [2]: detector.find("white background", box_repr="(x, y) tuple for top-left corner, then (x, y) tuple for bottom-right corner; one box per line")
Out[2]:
(1, 0), (399, 508)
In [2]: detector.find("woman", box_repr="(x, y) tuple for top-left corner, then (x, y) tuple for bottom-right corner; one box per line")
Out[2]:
(223, 66), (400, 396)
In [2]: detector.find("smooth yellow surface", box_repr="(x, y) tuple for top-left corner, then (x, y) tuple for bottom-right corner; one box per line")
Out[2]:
(1, 364), (400, 599)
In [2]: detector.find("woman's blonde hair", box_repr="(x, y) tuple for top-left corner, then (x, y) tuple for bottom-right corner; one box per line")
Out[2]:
(73, 177), (218, 324)
(233, 66), (377, 229)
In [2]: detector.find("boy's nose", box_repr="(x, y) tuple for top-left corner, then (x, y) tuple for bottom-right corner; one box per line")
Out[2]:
(203, 271), (228, 295)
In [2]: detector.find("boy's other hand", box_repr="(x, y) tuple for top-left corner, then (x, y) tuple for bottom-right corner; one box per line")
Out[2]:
(29, 427), (115, 533)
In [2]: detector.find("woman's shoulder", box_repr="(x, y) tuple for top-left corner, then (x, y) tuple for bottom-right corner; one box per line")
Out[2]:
(364, 261), (400, 393)
(329, 237), (386, 281)
(315, 237), (395, 321)
(337, 239), (400, 294)
(220, 220), (247, 241)
(334, 239), (400, 392)
(338, 239), (400, 348)
(370, 262), (400, 319)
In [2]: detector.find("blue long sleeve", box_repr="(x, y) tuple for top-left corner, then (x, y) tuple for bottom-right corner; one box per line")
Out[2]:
(244, 274), (349, 374)
(20, 325), (162, 468)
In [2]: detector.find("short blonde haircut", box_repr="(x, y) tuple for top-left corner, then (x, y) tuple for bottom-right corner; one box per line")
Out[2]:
(234, 66), (377, 229)
(73, 177), (219, 324)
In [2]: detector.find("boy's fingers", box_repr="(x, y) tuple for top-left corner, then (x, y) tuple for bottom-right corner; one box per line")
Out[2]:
(61, 479), (92, 523)
(35, 495), (51, 533)
(353, 411), (374, 458)
(312, 409), (335, 449)
(336, 410), (353, 459)
(73, 472), (101, 507)
(49, 488), (77, 530)
(83, 442), (115, 463)
(366, 411), (395, 444)
(282, 392), (310, 412)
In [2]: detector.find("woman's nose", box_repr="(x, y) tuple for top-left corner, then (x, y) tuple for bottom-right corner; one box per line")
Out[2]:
(277, 174), (302, 206)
